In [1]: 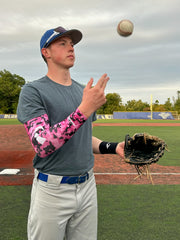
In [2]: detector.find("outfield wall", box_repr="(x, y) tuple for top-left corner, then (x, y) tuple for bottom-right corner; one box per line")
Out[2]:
(0, 114), (17, 119)
(0, 112), (175, 120)
(96, 114), (113, 120)
(113, 112), (174, 120)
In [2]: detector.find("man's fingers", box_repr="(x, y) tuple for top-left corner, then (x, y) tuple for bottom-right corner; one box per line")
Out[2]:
(101, 75), (110, 90)
(95, 73), (109, 90)
(86, 78), (94, 89)
(86, 74), (109, 92)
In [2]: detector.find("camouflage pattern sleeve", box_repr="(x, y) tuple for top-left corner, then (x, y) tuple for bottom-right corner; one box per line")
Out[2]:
(24, 108), (87, 158)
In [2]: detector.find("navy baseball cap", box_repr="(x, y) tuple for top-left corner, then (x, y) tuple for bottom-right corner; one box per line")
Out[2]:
(40, 26), (82, 50)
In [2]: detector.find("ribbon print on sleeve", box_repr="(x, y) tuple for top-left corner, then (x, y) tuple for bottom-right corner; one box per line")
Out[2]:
(24, 108), (87, 158)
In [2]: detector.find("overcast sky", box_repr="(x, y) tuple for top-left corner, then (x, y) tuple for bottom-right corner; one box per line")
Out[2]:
(0, 0), (180, 104)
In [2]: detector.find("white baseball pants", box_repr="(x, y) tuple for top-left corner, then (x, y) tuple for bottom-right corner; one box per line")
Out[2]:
(28, 169), (97, 240)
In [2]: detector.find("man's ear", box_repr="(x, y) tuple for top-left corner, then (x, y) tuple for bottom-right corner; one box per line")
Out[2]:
(41, 48), (49, 60)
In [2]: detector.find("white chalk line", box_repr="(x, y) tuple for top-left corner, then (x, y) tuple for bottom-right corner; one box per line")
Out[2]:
(1, 169), (180, 176)
(95, 172), (180, 175)
(0, 169), (20, 175)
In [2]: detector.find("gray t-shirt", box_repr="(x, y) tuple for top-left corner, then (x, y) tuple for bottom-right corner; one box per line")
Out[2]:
(17, 76), (96, 176)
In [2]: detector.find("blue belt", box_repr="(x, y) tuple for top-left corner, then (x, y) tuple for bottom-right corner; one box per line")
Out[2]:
(37, 172), (89, 184)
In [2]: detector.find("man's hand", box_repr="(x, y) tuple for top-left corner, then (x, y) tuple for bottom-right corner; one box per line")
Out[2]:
(79, 73), (109, 118)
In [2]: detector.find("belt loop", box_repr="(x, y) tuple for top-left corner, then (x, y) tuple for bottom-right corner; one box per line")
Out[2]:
(34, 169), (39, 179)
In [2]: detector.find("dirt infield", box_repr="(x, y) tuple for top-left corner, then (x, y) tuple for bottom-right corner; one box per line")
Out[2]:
(0, 124), (180, 185)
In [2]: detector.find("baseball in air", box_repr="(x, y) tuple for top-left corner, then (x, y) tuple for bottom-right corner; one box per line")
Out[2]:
(117, 19), (134, 37)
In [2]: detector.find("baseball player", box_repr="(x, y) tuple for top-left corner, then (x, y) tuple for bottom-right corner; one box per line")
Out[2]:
(17, 26), (124, 240)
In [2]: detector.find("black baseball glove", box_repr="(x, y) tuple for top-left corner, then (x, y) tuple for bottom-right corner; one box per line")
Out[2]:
(124, 133), (167, 167)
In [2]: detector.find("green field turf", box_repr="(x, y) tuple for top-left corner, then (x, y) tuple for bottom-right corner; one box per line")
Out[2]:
(95, 119), (180, 123)
(0, 118), (180, 125)
(0, 119), (21, 125)
(97, 185), (180, 240)
(1, 185), (180, 240)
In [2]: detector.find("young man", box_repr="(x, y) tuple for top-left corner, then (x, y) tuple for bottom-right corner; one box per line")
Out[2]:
(17, 26), (124, 240)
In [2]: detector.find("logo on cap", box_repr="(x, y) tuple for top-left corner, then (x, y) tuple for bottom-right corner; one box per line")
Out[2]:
(45, 31), (59, 46)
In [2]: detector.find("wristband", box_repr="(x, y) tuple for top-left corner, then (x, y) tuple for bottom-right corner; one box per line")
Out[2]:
(99, 141), (118, 154)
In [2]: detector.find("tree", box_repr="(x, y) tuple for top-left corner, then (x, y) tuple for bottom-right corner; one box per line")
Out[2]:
(97, 93), (124, 114)
(164, 98), (172, 111)
(177, 91), (180, 99)
(153, 104), (166, 111)
(125, 99), (149, 111)
(0, 69), (25, 113)
(174, 91), (180, 114)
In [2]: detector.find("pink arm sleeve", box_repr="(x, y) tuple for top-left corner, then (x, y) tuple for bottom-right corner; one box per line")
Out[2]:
(24, 108), (87, 158)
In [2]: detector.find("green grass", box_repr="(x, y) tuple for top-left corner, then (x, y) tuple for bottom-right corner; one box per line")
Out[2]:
(1, 118), (180, 125)
(0, 186), (31, 240)
(97, 185), (180, 240)
(93, 126), (180, 166)
(95, 119), (180, 123)
(1, 185), (180, 240)
(0, 119), (21, 125)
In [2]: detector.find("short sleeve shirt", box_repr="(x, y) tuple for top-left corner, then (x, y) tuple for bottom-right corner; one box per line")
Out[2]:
(17, 76), (96, 176)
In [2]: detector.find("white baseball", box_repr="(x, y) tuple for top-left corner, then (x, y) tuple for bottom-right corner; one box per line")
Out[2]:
(117, 20), (134, 37)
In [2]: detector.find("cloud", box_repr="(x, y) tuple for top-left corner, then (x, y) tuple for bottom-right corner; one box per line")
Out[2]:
(0, 0), (180, 104)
